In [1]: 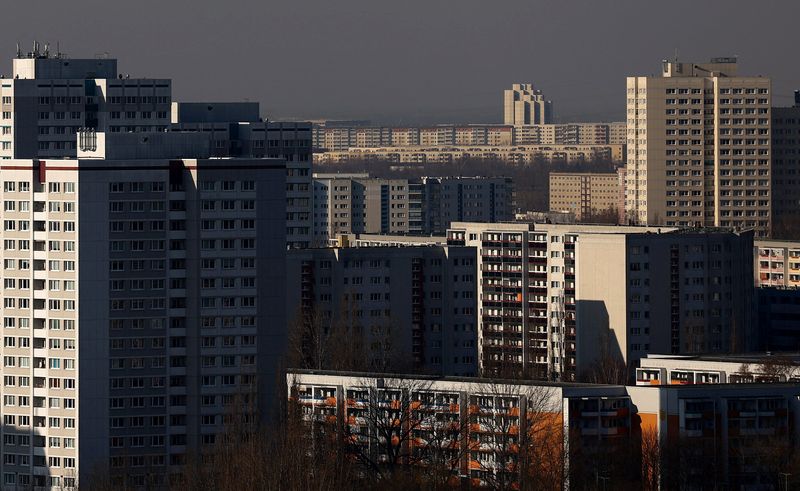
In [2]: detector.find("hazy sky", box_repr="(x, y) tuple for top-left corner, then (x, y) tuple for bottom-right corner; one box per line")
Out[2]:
(3, 0), (799, 124)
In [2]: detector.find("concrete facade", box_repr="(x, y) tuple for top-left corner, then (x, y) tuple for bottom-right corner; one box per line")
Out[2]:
(286, 246), (478, 376)
(576, 229), (756, 372)
(446, 223), (754, 380)
(503, 84), (552, 125)
(0, 53), (171, 160)
(771, 102), (800, 238)
(315, 144), (624, 165)
(549, 172), (623, 221)
(626, 58), (772, 237)
(290, 370), (800, 490)
(312, 123), (626, 151)
(312, 175), (514, 244)
(0, 134), (286, 488)
(169, 104), (313, 249)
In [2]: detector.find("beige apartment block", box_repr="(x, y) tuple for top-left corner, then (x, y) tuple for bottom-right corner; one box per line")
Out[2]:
(549, 172), (623, 221)
(503, 83), (553, 125)
(315, 144), (624, 165)
(626, 58), (772, 237)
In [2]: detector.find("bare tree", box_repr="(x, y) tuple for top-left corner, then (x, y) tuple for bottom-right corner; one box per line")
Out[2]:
(756, 354), (798, 382)
(287, 294), (367, 372)
(339, 377), (435, 483)
(639, 427), (661, 491)
(467, 381), (561, 490)
(582, 204), (621, 225)
(408, 389), (471, 488)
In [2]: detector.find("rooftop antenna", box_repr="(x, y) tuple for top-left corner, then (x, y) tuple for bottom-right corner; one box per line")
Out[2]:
(15, 43), (20, 58)
(43, 43), (50, 58)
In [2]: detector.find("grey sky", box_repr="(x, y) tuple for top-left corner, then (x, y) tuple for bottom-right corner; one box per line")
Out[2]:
(3, 0), (799, 124)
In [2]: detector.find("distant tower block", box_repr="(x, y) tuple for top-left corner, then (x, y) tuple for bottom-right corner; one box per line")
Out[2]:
(504, 83), (553, 125)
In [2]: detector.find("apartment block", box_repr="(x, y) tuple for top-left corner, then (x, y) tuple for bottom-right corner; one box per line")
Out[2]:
(0, 50), (311, 250)
(549, 172), (623, 221)
(290, 370), (800, 490)
(170, 104), (313, 249)
(753, 240), (800, 288)
(636, 353), (800, 385)
(0, 48), (171, 160)
(286, 246), (478, 376)
(315, 144), (623, 165)
(312, 175), (514, 244)
(390, 128), (421, 147)
(311, 122), (625, 152)
(0, 132), (286, 488)
(626, 58), (772, 236)
(771, 98), (800, 238)
(312, 174), (424, 243)
(419, 126), (455, 146)
(753, 239), (800, 350)
(446, 223), (754, 380)
(608, 121), (627, 145)
(503, 83), (552, 125)
(422, 177), (515, 236)
(577, 229), (755, 370)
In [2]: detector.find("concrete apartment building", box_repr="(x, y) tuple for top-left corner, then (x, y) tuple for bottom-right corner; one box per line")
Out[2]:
(608, 121), (627, 146)
(290, 370), (800, 490)
(0, 46), (171, 160)
(312, 174), (424, 243)
(625, 58), (772, 237)
(313, 123), (626, 151)
(422, 177), (515, 236)
(315, 143), (623, 165)
(503, 83), (552, 125)
(771, 94), (800, 238)
(753, 239), (800, 351)
(312, 175), (514, 244)
(576, 229), (756, 371)
(170, 103), (313, 249)
(0, 49), (312, 249)
(446, 223), (755, 380)
(636, 353), (800, 385)
(549, 171), (625, 222)
(0, 132), (286, 488)
(286, 245), (478, 376)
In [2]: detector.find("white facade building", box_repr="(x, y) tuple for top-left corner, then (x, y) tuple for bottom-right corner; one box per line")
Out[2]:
(0, 132), (286, 488)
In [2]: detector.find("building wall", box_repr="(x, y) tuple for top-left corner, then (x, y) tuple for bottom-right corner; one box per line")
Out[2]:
(309, 123), (624, 151)
(753, 240), (800, 350)
(0, 74), (172, 160)
(312, 176), (514, 243)
(504, 84), (552, 125)
(170, 121), (313, 249)
(447, 223), (753, 380)
(315, 144), (624, 165)
(626, 59), (772, 237)
(286, 246), (478, 376)
(636, 354), (800, 385)
(772, 105), (800, 237)
(0, 155), (286, 487)
(549, 172), (622, 221)
(577, 230), (756, 372)
(290, 370), (800, 490)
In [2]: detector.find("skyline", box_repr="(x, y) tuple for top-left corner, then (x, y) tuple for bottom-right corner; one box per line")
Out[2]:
(2, 0), (799, 124)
